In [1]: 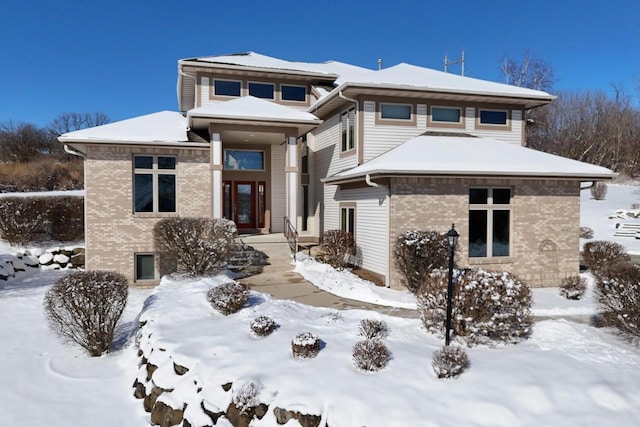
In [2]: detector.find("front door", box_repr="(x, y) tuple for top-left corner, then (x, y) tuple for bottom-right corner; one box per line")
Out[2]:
(234, 181), (255, 229)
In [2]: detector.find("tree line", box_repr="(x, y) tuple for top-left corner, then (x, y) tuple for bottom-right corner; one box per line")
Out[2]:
(502, 53), (640, 178)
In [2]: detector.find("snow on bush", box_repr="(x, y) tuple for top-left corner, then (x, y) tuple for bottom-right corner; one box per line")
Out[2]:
(590, 182), (608, 200)
(582, 240), (630, 278)
(250, 315), (278, 337)
(357, 318), (389, 340)
(319, 230), (355, 270)
(352, 339), (391, 372)
(580, 226), (594, 239)
(207, 282), (249, 315)
(291, 332), (321, 359)
(418, 269), (532, 346)
(232, 381), (261, 415)
(0, 198), (46, 246)
(43, 270), (128, 356)
(393, 230), (450, 294)
(559, 275), (588, 300)
(153, 217), (237, 276)
(432, 345), (469, 379)
(594, 261), (640, 339)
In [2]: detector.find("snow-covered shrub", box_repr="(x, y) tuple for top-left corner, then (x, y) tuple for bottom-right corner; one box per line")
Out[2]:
(250, 316), (278, 337)
(48, 196), (84, 242)
(580, 226), (594, 239)
(43, 270), (128, 356)
(207, 282), (249, 315)
(418, 269), (532, 346)
(582, 240), (630, 277)
(153, 217), (237, 276)
(0, 198), (47, 245)
(432, 345), (469, 378)
(291, 332), (321, 359)
(232, 381), (260, 416)
(319, 230), (355, 270)
(352, 339), (391, 372)
(357, 318), (389, 340)
(393, 230), (450, 294)
(590, 182), (608, 200)
(559, 275), (588, 300)
(594, 261), (640, 339)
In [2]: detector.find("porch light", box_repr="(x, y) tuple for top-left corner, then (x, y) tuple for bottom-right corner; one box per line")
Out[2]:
(445, 224), (459, 346)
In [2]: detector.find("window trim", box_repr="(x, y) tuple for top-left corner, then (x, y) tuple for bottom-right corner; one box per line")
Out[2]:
(376, 102), (416, 126)
(212, 79), (242, 98)
(133, 155), (177, 215)
(340, 107), (356, 155)
(134, 253), (157, 282)
(223, 149), (265, 171)
(247, 81), (275, 99)
(280, 83), (307, 103)
(339, 203), (356, 236)
(468, 187), (512, 259)
(476, 108), (512, 130)
(428, 105), (465, 129)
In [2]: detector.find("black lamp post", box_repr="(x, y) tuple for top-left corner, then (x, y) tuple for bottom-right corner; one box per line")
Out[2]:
(445, 224), (459, 346)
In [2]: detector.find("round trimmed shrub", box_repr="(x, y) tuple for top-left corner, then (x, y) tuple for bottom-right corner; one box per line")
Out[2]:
(352, 339), (391, 372)
(393, 230), (450, 294)
(419, 268), (532, 346)
(291, 332), (320, 359)
(432, 345), (469, 378)
(559, 275), (588, 300)
(590, 182), (608, 200)
(357, 318), (389, 340)
(582, 241), (630, 277)
(207, 282), (249, 315)
(43, 270), (128, 356)
(250, 316), (278, 337)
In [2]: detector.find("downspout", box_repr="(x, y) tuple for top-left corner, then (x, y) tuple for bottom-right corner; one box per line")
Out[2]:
(63, 143), (85, 158)
(580, 181), (596, 191)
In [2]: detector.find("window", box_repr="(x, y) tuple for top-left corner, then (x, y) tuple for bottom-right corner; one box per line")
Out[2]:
(469, 188), (511, 258)
(248, 82), (274, 99)
(341, 108), (356, 152)
(134, 155), (176, 213)
(135, 254), (155, 281)
(214, 80), (241, 97)
(281, 84), (306, 102)
(340, 205), (355, 234)
(431, 106), (462, 123)
(479, 109), (508, 125)
(224, 150), (264, 170)
(380, 103), (412, 120)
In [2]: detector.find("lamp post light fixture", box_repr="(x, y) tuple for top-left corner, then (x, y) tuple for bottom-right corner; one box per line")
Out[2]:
(445, 224), (459, 346)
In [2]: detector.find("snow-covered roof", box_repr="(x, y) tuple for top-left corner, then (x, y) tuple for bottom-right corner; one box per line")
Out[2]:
(324, 135), (615, 183)
(58, 111), (189, 143)
(183, 51), (371, 82)
(188, 96), (321, 124)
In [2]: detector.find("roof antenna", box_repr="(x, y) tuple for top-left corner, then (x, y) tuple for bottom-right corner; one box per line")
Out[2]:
(377, 58), (383, 70)
(444, 50), (465, 76)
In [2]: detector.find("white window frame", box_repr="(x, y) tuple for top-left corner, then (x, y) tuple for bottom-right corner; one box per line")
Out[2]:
(133, 155), (177, 214)
(340, 204), (356, 235)
(223, 149), (265, 171)
(340, 107), (356, 153)
(468, 188), (511, 258)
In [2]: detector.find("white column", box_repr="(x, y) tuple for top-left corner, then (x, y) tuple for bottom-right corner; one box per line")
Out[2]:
(285, 135), (298, 226)
(211, 132), (223, 218)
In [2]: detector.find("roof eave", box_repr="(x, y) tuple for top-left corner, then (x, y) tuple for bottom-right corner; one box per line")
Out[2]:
(178, 58), (340, 81)
(57, 137), (207, 148)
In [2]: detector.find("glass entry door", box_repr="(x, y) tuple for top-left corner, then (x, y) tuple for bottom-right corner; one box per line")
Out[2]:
(234, 181), (255, 229)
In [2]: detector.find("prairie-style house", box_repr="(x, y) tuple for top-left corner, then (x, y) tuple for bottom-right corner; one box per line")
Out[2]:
(59, 52), (614, 288)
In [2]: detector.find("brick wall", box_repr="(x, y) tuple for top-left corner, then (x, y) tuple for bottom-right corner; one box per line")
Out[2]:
(84, 144), (211, 285)
(388, 177), (580, 289)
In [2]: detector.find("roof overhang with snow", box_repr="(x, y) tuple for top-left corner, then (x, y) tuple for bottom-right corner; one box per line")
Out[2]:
(323, 134), (616, 184)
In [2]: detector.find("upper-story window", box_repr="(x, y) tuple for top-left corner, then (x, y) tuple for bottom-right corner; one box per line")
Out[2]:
(281, 84), (306, 102)
(248, 82), (275, 99)
(431, 106), (462, 123)
(479, 109), (508, 125)
(380, 103), (412, 120)
(134, 155), (176, 213)
(214, 80), (241, 97)
(341, 107), (356, 153)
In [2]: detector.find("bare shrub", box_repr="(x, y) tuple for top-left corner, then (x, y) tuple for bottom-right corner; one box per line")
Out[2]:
(559, 275), (588, 300)
(250, 316), (278, 337)
(357, 319), (389, 340)
(319, 230), (355, 270)
(580, 227), (594, 239)
(432, 345), (469, 378)
(154, 217), (237, 276)
(594, 261), (640, 339)
(0, 198), (47, 245)
(291, 332), (320, 359)
(582, 241), (630, 277)
(207, 282), (249, 315)
(232, 381), (260, 416)
(352, 339), (391, 372)
(393, 230), (450, 294)
(0, 158), (83, 191)
(590, 182), (608, 200)
(48, 196), (84, 242)
(419, 269), (532, 346)
(43, 271), (128, 356)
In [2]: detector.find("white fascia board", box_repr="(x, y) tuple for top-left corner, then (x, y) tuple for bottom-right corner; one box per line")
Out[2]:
(177, 59), (339, 80)
(57, 137), (209, 149)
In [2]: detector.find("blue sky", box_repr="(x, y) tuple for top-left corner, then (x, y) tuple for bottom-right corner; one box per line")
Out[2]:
(1, 0), (638, 127)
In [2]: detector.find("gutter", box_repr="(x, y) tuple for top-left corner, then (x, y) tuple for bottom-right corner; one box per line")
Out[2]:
(63, 143), (85, 158)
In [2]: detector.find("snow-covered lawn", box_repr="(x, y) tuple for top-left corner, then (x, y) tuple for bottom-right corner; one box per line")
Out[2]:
(0, 182), (639, 426)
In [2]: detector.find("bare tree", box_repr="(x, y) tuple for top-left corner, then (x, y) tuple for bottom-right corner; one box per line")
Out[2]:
(500, 51), (555, 92)
(48, 112), (110, 136)
(0, 121), (50, 162)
